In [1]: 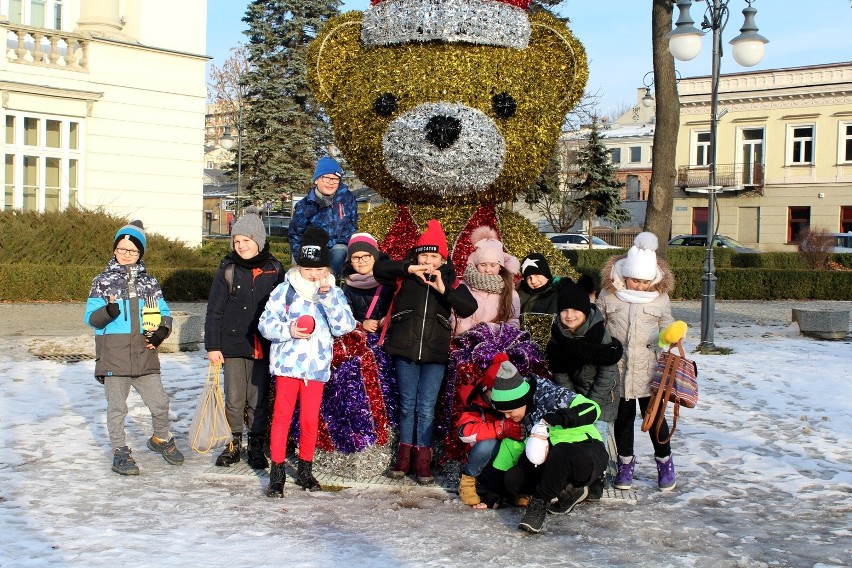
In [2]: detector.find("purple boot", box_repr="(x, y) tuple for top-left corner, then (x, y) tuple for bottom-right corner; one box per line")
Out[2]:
(656, 455), (677, 491)
(613, 456), (635, 490)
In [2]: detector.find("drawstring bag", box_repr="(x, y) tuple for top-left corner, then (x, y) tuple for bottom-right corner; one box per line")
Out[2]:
(189, 362), (232, 453)
(641, 340), (698, 444)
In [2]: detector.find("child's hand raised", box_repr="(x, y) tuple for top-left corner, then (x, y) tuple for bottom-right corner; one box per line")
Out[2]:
(105, 295), (120, 319)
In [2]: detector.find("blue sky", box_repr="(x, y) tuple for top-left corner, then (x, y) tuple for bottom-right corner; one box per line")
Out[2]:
(206, 0), (852, 116)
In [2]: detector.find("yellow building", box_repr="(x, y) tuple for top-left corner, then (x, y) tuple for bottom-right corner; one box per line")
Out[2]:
(672, 61), (852, 251)
(1, 0), (208, 246)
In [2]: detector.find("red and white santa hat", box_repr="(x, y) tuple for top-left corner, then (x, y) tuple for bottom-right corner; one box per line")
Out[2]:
(362, 0), (533, 49)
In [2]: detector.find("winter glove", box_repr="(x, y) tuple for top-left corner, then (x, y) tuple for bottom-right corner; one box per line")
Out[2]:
(146, 325), (170, 347)
(542, 399), (599, 429)
(105, 302), (120, 319)
(497, 419), (525, 441)
(658, 320), (688, 348)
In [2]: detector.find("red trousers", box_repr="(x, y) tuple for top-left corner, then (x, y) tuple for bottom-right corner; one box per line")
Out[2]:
(269, 376), (325, 463)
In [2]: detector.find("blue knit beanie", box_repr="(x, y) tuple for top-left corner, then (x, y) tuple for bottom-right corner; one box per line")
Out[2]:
(312, 156), (343, 183)
(113, 220), (147, 259)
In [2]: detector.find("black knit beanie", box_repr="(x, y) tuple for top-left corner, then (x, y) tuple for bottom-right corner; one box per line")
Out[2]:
(557, 280), (591, 317)
(298, 227), (331, 268)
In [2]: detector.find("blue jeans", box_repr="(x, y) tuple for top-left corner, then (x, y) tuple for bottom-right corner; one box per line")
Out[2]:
(463, 438), (498, 477)
(329, 244), (347, 278)
(394, 357), (445, 447)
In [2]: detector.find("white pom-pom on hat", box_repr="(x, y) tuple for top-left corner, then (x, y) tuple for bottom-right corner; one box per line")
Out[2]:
(621, 231), (661, 281)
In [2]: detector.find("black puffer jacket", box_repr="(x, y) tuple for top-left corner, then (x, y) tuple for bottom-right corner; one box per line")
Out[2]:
(517, 279), (560, 315)
(374, 258), (477, 364)
(341, 254), (395, 322)
(204, 248), (285, 358)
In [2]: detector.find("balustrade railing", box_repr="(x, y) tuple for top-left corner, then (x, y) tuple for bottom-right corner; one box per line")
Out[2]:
(4, 23), (89, 71)
(677, 163), (765, 191)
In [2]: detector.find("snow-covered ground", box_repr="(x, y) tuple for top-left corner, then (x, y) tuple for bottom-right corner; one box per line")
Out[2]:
(1, 319), (850, 567)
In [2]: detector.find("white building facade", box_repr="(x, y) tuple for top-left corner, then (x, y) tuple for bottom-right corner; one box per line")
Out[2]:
(1, 0), (208, 246)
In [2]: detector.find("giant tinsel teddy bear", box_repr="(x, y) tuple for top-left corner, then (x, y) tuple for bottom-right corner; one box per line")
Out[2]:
(307, 0), (588, 275)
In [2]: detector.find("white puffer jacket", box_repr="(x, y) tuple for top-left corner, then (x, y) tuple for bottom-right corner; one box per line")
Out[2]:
(597, 255), (675, 400)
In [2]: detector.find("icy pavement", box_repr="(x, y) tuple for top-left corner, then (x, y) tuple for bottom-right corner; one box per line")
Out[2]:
(0, 302), (850, 567)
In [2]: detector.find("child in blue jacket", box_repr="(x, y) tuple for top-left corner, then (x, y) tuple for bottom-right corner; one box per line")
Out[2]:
(259, 227), (356, 497)
(84, 221), (184, 476)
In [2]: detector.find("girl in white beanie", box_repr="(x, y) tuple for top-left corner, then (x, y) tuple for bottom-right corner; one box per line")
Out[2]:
(454, 226), (521, 335)
(597, 231), (679, 492)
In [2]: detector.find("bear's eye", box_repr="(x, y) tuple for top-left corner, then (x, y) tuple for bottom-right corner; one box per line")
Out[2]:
(492, 92), (517, 119)
(373, 93), (398, 117)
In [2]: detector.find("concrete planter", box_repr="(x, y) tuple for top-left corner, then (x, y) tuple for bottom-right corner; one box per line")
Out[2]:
(160, 311), (204, 353)
(791, 309), (850, 340)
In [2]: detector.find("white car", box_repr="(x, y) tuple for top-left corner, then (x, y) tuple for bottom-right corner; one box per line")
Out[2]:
(828, 232), (852, 253)
(548, 233), (621, 250)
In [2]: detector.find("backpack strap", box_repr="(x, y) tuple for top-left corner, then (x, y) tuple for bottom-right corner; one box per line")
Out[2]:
(377, 278), (403, 346)
(365, 285), (383, 320)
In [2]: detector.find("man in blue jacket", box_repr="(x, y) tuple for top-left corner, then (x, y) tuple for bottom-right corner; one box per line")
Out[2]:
(288, 156), (358, 278)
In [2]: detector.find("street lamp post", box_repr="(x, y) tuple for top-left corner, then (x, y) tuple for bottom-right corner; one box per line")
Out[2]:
(667, 0), (767, 350)
(218, 104), (243, 217)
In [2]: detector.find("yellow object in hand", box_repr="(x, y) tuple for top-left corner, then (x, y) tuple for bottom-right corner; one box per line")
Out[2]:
(658, 320), (688, 348)
(141, 298), (161, 332)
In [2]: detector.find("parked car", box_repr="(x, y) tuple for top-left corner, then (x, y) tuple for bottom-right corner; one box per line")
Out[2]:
(548, 233), (621, 250)
(828, 232), (852, 253)
(266, 215), (290, 237)
(668, 234), (759, 253)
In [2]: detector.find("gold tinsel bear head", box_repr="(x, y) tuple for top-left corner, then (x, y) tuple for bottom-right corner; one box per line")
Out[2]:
(307, 1), (588, 206)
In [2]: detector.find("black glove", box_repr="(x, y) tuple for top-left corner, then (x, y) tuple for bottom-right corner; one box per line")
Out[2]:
(146, 325), (170, 347)
(542, 400), (598, 428)
(105, 302), (120, 319)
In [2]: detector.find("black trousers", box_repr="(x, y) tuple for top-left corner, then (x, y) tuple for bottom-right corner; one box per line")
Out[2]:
(502, 439), (608, 502)
(614, 396), (672, 458)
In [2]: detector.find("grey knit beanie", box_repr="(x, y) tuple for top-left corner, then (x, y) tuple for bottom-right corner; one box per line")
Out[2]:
(231, 206), (266, 251)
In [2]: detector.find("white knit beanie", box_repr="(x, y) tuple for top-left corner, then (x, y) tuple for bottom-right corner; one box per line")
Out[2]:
(621, 232), (660, 281)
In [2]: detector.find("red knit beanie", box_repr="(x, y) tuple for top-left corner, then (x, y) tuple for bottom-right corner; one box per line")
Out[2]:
(413, 219), (448, 259)
(482, 352), (510, 391)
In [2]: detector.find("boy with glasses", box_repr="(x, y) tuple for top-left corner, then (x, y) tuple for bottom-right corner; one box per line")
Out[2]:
(84, 221), (184, 475)
(289, 156), (358, 278)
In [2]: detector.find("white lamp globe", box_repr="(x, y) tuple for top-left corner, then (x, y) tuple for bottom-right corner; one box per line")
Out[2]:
(730, 37), (767, 67)
(668, 32), (703, 62)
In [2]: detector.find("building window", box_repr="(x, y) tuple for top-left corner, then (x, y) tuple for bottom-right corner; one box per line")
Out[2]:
(740, 127), (764, 185)
(788, 206), (810, 243)
(629, 146), (641, 163)
(626, 175), (640, 200)
(789, 125), (814, 165)
(694, 131), (712, 166)
(841, 206), (852, 233)
(692, 207), (708, 236)
(2, 111), (82, 212)
(610, 148), (621, 164)
(841, 123), (852, 164)
(8, 0), (62, 30)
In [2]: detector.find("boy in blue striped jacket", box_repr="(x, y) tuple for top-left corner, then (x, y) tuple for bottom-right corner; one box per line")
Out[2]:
(84, 221), (184, 476)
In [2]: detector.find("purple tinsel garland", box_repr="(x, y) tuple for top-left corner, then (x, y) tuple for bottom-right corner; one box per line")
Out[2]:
(368, 332), (400, 427)
(321, 357), (377, 454)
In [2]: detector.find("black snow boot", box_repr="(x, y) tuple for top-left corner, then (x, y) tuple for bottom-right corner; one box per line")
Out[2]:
(112, 446), (140, 476)
(296, 459), (321, 492)
(215, 433), (241, 467)
(246, 434), (268, 470)
(266, 462), (285, 498)
(518, 497), (547, 534)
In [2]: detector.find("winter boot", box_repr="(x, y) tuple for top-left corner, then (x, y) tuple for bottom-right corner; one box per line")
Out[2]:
(388, 442), (413, 479)
(296, 459), (321, 492)
(266, 461), (285, 498)
(215, 433), (242, 467)
(613, 456), (635, 490)
(587, 474), (605, 501)
(147, 434), (184, 466)
(458, 474), (480, 506)
(548, 485), (589, 515)
(517, 497), (547, 534)
(656, 454), (677, 491)
(414, 446), (434, 485)
(513, 494), (531, 508)
(246, 434), (268, 470)
(111, 446), (140, 476)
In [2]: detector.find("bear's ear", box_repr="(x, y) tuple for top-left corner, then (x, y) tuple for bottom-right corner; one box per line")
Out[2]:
(308, 13), (364, 108)
(528, 14), (589, 112)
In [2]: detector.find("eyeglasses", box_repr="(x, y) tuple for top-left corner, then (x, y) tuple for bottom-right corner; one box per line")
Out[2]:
(318, 175), (340, 183)
(350, 254), (373, 263)
(115, 247), (140, 257)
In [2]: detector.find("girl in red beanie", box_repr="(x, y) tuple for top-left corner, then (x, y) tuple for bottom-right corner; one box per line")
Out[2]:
(374, 220), (478, 484)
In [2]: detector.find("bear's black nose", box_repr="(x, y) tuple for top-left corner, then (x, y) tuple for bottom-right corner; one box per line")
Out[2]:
(424, 115), (462, 150)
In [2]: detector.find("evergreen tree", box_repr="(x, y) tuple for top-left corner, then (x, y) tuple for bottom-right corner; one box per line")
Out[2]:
(570, 118), (630, 241)
(241, 0), (341, 203)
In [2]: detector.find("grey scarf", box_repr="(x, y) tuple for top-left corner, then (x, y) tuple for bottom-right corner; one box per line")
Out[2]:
(464, 264), (504, 294)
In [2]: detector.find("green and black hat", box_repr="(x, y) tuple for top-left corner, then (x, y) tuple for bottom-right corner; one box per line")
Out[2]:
(490, 358), (532, 411)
